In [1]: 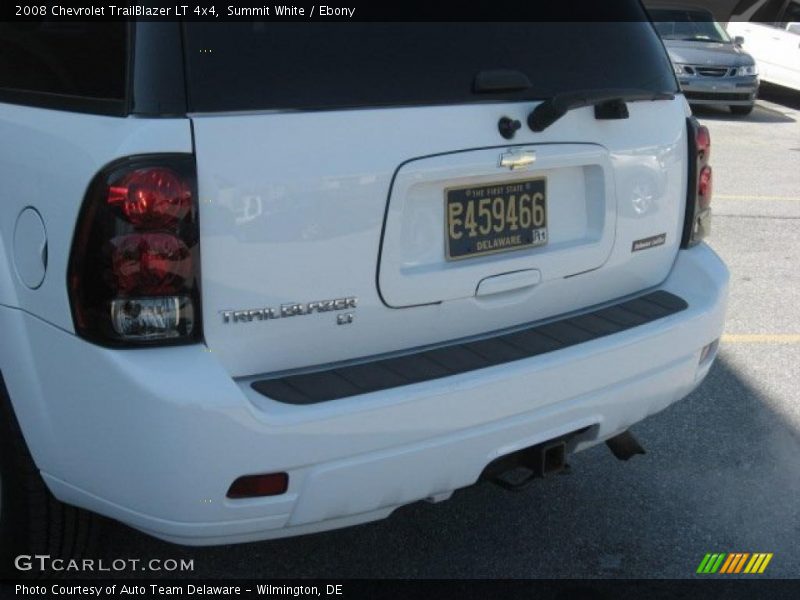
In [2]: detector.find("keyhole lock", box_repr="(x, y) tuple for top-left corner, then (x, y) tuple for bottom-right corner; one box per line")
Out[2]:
(498, 117), (522, 140)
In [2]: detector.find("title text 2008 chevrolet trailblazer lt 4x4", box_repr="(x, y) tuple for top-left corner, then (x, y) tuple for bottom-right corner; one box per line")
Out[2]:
(0, 10), (728, 566)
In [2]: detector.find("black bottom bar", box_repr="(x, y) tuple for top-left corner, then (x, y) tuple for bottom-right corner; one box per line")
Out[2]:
(252, 291), (688, 405)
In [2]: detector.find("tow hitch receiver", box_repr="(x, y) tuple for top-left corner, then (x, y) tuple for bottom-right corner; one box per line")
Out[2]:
(481, 439), (569, 492)
(605, 430), (646, 461)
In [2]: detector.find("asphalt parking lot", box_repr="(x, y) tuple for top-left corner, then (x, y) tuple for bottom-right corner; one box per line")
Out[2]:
(95, 86), (800, 579)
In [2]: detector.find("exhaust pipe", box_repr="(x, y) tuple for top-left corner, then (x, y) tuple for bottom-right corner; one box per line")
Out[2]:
(605, 430), (646, 461)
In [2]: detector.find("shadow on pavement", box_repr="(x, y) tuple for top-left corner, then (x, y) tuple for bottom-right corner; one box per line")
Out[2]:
(759, 83), (800, 110)
(692, 103), (795, 124)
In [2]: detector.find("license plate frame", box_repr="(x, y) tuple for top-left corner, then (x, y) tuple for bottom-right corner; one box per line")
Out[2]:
(444, 177), (548, 261)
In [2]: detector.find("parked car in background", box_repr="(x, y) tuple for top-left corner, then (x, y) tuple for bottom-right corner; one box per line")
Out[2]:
(727, 0), (800, 92)
(650, 6), (760, 114)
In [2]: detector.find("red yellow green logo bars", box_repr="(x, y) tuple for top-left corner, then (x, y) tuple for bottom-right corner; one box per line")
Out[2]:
(696, 553), (773, 574)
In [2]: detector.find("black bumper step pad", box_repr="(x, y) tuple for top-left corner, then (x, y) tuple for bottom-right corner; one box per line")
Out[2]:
(252, 290), (688, 405)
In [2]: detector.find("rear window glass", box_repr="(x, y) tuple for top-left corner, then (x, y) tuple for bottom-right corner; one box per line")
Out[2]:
(0, 22), (126, 101)
(183, 22), (677, 113)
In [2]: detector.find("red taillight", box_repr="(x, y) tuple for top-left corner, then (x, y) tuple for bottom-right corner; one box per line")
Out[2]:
(698, 165), (712, 209)
(107, 168), (191, 229)
(227, 473), (289, 499)
(695, 124), (711, 162)
(68, 156), (200, 345)
(110, 233), (192, 295)
(682, 118), (713, 248)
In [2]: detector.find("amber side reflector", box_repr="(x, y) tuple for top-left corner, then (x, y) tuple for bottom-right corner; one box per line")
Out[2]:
(227, 473), (289, 498)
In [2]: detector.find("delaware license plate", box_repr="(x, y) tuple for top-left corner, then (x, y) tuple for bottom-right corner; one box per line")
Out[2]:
(445, 178), (547, 260)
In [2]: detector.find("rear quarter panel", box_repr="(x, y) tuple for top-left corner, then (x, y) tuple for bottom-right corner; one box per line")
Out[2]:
(0, 103), (192, 327)
(0, 103), (191, 472)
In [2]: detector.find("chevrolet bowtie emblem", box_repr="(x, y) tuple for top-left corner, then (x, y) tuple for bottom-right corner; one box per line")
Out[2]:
(498, 149), (536, 170)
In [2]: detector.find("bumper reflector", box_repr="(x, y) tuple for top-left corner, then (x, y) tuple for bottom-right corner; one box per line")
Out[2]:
(699, 339), (720, 365)
(227, 473), (289, 499)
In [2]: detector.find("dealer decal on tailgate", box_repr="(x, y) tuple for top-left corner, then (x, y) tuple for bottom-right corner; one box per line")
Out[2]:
(632, 233), (667, 252)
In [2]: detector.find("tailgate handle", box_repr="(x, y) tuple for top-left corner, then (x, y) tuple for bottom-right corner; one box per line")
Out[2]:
(476, 269), (541, 297)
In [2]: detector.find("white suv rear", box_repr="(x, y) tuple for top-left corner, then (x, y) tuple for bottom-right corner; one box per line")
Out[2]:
(0, 13), (728, 567)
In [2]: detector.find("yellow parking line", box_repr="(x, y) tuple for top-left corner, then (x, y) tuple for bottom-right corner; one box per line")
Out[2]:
(722, 334), (800, 344)
(715, 194), (800, 201)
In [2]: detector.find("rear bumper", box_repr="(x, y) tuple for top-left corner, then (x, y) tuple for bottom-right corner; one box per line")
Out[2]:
(680, 77), (759, 106)
(2, 244), (728, 546)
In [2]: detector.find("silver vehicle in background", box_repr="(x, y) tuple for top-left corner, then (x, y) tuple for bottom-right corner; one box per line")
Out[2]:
(650, 6), (760, 114)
